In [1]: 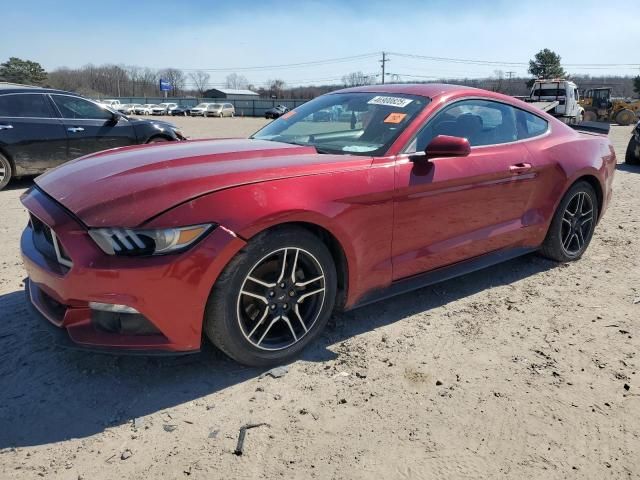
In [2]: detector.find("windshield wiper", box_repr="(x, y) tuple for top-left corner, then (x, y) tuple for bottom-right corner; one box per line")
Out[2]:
(285, 140), (335, 154)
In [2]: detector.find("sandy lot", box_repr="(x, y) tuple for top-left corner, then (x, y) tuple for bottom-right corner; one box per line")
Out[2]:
(0, 120), (638, 480)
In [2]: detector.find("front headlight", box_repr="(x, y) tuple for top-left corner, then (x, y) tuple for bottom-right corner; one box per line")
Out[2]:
(88, 224), (214, 256)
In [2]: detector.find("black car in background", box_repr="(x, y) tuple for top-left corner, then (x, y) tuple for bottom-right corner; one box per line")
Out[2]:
(0, 85), (186, 190)
(264, 104), (289, 119)
(626, 121), (640, 165)
(170, 105), (192, 116)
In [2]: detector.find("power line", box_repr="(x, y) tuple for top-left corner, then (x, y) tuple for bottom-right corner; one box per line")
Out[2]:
(163, 53), (379, 72)
(388, 52), (640, 68)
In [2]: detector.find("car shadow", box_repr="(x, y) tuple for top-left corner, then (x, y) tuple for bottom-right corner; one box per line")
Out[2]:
(616, 162), (640, 173)
(0, 253), (555, 448)
(3, 177), (35, 191)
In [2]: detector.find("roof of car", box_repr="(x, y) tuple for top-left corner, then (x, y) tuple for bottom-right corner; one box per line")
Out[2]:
(334, 83), (541, 112)
(336, 83), (489, 99)
(0, 82), (75, 96)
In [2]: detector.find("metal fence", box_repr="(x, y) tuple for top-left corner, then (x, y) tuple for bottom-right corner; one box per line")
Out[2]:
(98, 97), (309, 117)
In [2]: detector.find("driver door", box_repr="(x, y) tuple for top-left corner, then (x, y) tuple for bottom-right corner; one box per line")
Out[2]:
(391, 99), (538, 280)
(49, 94), (138, 160)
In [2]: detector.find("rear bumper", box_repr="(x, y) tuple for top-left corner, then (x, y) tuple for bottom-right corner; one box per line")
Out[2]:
(20, 187), (246, 354)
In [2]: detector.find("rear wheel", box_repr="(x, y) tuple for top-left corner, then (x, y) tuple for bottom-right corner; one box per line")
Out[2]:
(540, 181), (598, 262)
(204, 227), (337, 366)
(0, 154), (12, 191)
(626, 136), (640, 165)
(616, 109), (635, 126)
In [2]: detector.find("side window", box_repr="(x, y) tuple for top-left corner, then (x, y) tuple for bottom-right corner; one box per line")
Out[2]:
(51, 95), (113, 120)
(412, 99), (519, 151)
(0, 94), (54, 118)
(516, 110), (548, 140)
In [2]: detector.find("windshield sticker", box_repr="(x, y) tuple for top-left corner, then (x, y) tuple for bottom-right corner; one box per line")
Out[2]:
(281, 110), (296, 120)
(384, 112), (407, 124)
(367, 96), (413, 108)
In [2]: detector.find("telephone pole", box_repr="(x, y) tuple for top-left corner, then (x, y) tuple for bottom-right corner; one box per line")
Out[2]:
(380, 52), (389, 84)
(506, 71), (515, 93)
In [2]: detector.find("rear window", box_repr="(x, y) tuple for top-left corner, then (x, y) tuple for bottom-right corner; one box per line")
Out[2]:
(0, 93), (54, 117)
(532, 89), (566, 97)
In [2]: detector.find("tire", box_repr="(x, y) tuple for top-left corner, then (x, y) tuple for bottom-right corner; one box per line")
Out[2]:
(204, 226), (337, 366)
(583, 110), (597, 122)
(540, 181), (598, 262)
(0, 153), (12, 191)
(626, 136), (640, 165)
(616, 109), (635, 126)
(147, 136), (170, 143)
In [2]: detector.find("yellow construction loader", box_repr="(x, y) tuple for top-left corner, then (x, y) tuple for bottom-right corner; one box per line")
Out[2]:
(579, 87), (640, 126)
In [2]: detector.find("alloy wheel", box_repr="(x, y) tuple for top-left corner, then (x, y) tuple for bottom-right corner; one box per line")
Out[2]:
(237, 247), (326, 351)
(560, 191), (594, 256)
(0, 163), (5, 182)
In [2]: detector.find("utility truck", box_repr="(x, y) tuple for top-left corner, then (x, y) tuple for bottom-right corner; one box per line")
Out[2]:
(523, 79), (584, 124)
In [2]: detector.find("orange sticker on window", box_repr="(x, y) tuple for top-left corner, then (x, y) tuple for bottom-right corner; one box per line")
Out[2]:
(281, 110), (296, 119)
(384, 112), (407, 124)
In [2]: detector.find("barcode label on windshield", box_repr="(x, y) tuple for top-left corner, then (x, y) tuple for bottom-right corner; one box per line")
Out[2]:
(367, 96), (413, 108)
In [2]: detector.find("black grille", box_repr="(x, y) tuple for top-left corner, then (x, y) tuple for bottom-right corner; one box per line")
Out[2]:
(30, 214), (57, 262)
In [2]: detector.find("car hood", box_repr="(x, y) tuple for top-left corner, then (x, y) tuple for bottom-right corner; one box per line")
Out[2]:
(35, 139), (367, 227)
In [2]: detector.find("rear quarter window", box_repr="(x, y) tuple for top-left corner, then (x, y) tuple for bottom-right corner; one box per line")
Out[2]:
(516, 110), (549, 140)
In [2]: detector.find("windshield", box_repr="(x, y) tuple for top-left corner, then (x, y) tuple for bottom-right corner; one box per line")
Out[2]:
(195, 103), (208, 108)
(252, 92), (429, 156)
(210, 103), (222, 109)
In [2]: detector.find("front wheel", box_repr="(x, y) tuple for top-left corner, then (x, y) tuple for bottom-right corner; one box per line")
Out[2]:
(540, 181), (598, 262)
(204, 227), (337, 366)
(147, 136), (170, 143)
(616, 109), (635, 126)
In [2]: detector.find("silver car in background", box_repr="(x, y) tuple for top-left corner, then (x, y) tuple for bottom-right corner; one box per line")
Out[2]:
(134, 104), (155, 115)
(206, 103), (235, 117)
(151, 103), (178, 115)
(190, 103), (213, 116)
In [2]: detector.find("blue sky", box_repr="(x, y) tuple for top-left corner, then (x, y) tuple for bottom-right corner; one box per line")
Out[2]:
(2, 0), (638, 87)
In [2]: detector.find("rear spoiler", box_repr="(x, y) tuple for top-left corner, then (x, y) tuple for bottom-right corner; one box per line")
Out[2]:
(569, 121), (610, 135)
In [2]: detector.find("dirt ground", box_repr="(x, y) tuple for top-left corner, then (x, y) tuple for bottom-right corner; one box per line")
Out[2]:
(0, 119), (638, 480)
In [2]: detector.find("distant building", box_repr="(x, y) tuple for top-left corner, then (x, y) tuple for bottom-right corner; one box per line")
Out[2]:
(203, 88), (259, 100)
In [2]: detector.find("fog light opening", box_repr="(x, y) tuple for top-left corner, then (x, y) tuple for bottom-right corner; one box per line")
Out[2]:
(89, 302), (140, 314)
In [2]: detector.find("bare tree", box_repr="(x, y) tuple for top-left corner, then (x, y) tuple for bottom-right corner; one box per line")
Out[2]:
(189, 71), (210, 96)
(159, 68), (186, 96)
(266, 79), (286, 98)
(492, 70), (505, 93)
(342, 71), (374, 87)
(225, 73), (249, 90)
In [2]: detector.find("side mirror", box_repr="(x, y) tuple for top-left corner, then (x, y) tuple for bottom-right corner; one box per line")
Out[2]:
(411, 135), (470, 163)
(110, 111), (121, 123)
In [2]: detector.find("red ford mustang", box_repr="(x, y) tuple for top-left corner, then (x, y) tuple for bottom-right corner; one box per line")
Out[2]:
(21, 84), (616, 366)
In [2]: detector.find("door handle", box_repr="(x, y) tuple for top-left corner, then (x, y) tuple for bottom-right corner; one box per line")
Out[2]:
(67, 127), (85, 133)
(0, 124), (13, 130)
(509, 162), (532, 173)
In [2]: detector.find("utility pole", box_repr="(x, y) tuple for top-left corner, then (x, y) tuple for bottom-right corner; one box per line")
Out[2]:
(380, 52), (388, 84)
(506, 71), (515, 94)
